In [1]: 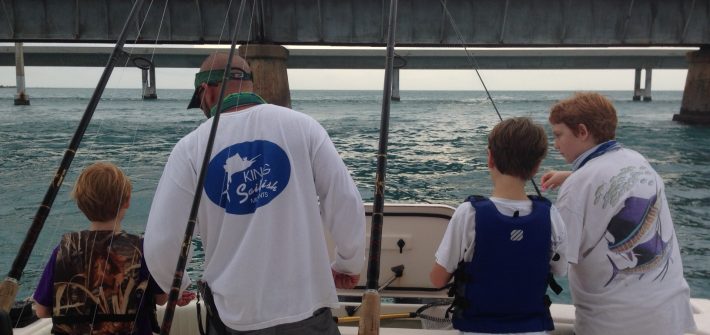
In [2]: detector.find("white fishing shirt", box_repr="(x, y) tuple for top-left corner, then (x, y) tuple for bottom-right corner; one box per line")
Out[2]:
(557, 147), (696, 335)
(144, 104), (365, 331)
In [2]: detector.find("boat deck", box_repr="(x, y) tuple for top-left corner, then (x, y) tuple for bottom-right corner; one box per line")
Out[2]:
(14, 298), (710, 335)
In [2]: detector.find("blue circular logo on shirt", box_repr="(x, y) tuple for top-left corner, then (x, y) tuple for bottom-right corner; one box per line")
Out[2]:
(205, 140), (290, 215)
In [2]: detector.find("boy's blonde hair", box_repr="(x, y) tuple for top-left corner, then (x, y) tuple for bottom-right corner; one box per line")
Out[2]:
(71, 162), (131, 222)
(488, 117), (548, 180)
(549, 92), (617, 143)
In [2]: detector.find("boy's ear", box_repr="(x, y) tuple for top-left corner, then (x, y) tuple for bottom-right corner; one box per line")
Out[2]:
(577, 124), (590, 140)
(487, 149), (495, 169)
(122, 194), (131, 209)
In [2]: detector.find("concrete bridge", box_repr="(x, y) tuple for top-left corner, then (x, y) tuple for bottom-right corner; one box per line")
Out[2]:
(0, 44), (693, 102)
(0, 45), (693, 70)
(1, 0), (708, 47)
(2, 0), (709, 123)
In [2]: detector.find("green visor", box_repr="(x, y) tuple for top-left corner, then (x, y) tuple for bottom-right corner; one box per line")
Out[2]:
(187, 69), (254, 109)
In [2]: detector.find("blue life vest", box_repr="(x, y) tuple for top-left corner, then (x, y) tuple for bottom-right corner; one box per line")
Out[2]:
(450, 195), (554, 333)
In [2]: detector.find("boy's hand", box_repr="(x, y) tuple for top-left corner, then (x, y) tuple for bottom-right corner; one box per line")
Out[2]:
(177, 290), (196, 306)
(541, 170), (572, 192)
(332, 269), (360, 289)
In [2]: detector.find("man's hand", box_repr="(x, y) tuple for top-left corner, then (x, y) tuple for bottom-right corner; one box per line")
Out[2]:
(332, 269), (360, 289)
(177, 290), (196, 306)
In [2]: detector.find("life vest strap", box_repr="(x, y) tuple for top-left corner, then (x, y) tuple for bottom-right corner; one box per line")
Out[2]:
(548, 272), (563, 295)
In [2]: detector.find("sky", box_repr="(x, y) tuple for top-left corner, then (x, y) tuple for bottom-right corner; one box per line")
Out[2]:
(0, 67), (689, 92)
(0, 44), (690, 91)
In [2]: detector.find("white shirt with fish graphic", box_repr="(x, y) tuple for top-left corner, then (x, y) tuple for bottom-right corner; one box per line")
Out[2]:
(556, 147), (696, 335)
(144, 104), (365, 331)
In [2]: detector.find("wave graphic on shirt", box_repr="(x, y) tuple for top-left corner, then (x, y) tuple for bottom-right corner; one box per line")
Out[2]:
(205, 140), (290, 215)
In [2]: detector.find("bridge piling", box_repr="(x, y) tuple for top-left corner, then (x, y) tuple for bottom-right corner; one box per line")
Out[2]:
(633, 68), (652, 102)
(673, 48), (710, 125)
(392, 68), (400, 101)
(141, 64), (157, 100)
(238, 44), (291, 108)
(643, 68), (652, 101)
(13, 43), (30, 106)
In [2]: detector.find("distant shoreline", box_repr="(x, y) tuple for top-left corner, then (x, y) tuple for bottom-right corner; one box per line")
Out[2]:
(0, 85), (16, 88)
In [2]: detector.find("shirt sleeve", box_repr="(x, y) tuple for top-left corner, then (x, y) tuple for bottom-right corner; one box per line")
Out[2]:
(33, 246), (59, 308)
(139, 242), (166, 296)
(555, 182), (583, 264)
(435, 203), (476, 273)
(549, 205), (569, 277)
(144, 138), (197, 293)
(310, 122), (366, 275)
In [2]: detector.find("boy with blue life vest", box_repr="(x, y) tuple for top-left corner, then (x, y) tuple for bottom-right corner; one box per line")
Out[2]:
(430, 117), (568, 335)
(32, 162), (178, 335)
(541, 93), (696, 335)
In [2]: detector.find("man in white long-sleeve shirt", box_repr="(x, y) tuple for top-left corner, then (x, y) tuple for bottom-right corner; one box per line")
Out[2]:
(144, 53), (365, 334)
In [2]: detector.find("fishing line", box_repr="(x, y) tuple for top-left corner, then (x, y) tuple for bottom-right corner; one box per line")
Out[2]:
(15, 0), (166, 331)
(49, 0), (165, 331)
(438, 0), (542, 197)
(144, 0), (244, 329)
(99, 1), (178, 332)
(5, 0), (160, 329)
(160, 1), (251, 333)
(359, 1), (399, 334)
(438, 0), (503, 122)
(0, 0), (12, 35)
(80, 0), (165, 330)
(166, 0), (246, 291)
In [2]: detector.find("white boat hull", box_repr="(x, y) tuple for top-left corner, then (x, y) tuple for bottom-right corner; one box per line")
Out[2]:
(13, 204), (710, 334)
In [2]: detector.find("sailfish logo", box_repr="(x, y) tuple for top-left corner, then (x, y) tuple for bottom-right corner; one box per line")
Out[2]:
(222, 154), (261, 202)
(204, 140), (291, 215)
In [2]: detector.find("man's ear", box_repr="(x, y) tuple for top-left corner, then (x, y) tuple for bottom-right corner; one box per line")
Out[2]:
(487, 149), (495, 169)
(199, 83), (212, 118)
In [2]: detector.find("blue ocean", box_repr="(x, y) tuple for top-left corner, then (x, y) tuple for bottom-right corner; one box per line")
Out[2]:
(1, 88), (708, 303)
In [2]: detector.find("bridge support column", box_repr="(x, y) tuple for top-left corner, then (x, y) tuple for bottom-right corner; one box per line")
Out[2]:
(673, 47), (710, 125)
(633, 68), (652, 102)
(391, 68), (400, 101)
(14, 43), (30, 106)
(141, 64), (157, 100)
(238, 44), (291, 108)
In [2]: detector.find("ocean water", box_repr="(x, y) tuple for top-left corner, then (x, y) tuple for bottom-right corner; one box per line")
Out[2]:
(1, 88), (708, 304)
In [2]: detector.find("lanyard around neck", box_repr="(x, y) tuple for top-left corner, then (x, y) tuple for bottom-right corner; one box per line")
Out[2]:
(210, 92), (266, 117)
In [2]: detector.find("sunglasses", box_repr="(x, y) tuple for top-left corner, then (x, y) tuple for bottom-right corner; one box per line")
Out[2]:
(194, 68), (254, 88)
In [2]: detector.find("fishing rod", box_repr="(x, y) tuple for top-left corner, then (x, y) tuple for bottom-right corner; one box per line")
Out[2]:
(0, 0), (145, 313)
(358, 0), (398, 334)
(159, 1), (248, 334)
(346, 265), (403, 316)
(438, 0), (542, 197)
(338, 300), (452, 324)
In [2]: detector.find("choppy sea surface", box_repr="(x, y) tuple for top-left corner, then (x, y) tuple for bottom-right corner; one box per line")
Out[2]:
(1, 88), (708, 303)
